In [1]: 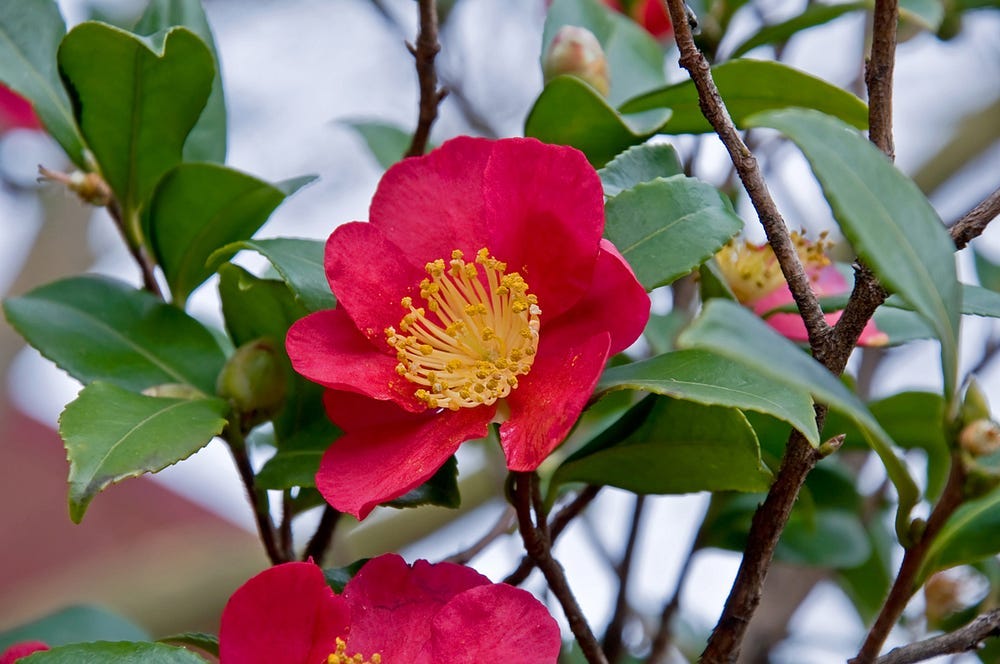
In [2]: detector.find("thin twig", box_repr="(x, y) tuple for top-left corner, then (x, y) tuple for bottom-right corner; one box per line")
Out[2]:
(604, 495), (647, 663)
(646, 533), (702, 663)
(851, 457), (968, 663)
(511, 472), (608, 664)
(864, 0), (899, 159)
(504, 485), (601, 585)
(302, 505), (342, 565)
(950, 186), (1000, 251)
(443, 505), (517, 565)
(226, 423), (284, 565)
(405, 0), (446, 157)
(874, 609), (1000, 664)
(279, 491), (294, 561)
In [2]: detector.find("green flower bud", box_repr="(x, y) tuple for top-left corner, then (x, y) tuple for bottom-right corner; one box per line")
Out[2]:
(216, 338), (287, 424)
(960, 378), (991, 427)
(542, 26), (611, 97)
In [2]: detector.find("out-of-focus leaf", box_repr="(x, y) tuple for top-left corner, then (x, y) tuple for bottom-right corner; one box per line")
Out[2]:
(148, 163), (313, 306)
(748, 109), (961, 406)
(0, 606), (148, 651)
(386, 455), (461, 509)
(0, 0), (86, 165)
(598, 348), (819, 443)
(23, 642), (208, 663)
(59, 382), (228, 522)
(3, 275), (226, 394)
(210, 238), (333, 312)
(598, 142), (683, 197)
(919, 490), (1000, 584)
(974, 248), (1000, 292)
(133, 0), (226, 162)
(343, 119), (415, 169)
(728, 3), (868, 58)
(157, 633), (218, 658)
(900, 0), (945, 30)
(554, 397), (772, 493)
(604, 175), (743, 289)
(620, 60), (869, 133)
(837, 516), (896, 623)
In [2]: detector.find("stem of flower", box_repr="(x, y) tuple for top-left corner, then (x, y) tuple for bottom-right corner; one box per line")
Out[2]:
(405, 0), (446, 158)
(225, 419), (285, 565)
(510, 472), (608, 664)
(303, 505), (342, 565)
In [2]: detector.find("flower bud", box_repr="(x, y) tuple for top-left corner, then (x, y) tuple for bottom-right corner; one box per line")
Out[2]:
(959, 419), (1000, 457)
(543, 26), (610, 97)
(38, 165), (112, 206)
(960, 378), (991, 426)
(216, 338), (287, 423)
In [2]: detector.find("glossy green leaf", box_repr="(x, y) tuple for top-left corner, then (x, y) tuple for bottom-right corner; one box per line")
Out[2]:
(3, 275), (226, 394)
(598, 142), (683, 197)
(747, 108), (961, 404)
(211, 238), (333, 312)
(58, 23), (214, 221)
(543, 0), (665, 105)
(555, 397), (773, 493)
(0, 606), (148, 651)
(0, 0), (86, 165)
(728, 3), (868, 58)
(678, 300), (919, 540)
(23, 641), (208, 663)
(604, 175), (743, 289)
(386, 455), (461, 509)
(343, 119), (414, 170)
(620, 60), (869, 133)
(255, 434), (327, 489)
(525, 76), (670, 168)
(919, 490), (1000, 584)
(157, 633), (218, 657)
(598, 348), (819, 443)
(148, 163), (313, 306)
(134, 0), (226, 162)
(60, 382), (228, 522)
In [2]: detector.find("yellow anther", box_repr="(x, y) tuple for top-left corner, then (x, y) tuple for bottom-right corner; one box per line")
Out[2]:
(326, 637), (381, 664)
(400, 296), (412, 309)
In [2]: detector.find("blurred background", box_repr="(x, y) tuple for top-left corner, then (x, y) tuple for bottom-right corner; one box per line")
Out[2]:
(0, 0), (998, 661)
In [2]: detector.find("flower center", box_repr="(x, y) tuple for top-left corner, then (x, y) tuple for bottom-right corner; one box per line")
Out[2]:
(716, 231), (831, 303)
(385, 248), (541, 411)
(327, 637), (381, 664)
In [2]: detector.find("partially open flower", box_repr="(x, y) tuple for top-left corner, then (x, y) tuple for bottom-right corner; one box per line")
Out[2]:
(543, 25), (611, 97)
(715, 232), (888, 347)
(219, 554), (561, 664)
(286, 137), (649, 519)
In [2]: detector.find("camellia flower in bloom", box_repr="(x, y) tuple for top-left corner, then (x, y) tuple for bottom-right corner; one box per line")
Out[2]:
(219, 553), (561, 664)
(0, 641), (49, 664)
(286, 136), (650, 519)
(603, 0), (674, 40)
(715, 231), (888, 346)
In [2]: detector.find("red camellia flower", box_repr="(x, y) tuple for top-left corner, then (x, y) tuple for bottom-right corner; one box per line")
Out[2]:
(286, 137), (649, 519)
(0, 85), (42, 133)
(716, 232), (888, 346)
(602, 0), (674, 40)
(0, 641), (49, 664)
(219, 554), (561, 663)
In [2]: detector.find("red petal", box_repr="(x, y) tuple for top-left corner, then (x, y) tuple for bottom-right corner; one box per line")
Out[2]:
(368, 136), (494, 263)
(430, 584), (562, 663)
(343, 555), (489, 662)
(219, 562), (349, 664)
(316, 392), (493, 519)
(324, 222), (427, 345)
(555, 239), (649, 355)
(286, 308), (421, 412)
(483, 138), (606, 319)
(0, 85), (41, 132)
(0, 641), (49, 664)
(500, 330), (611, 469)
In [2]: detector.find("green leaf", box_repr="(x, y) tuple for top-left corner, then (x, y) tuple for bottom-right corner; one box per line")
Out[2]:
(598, 348), (819, 443)
(920, 490), (1000, 584)
(604, 175), (743, 289)
(59, 381), (228, 522)
(133, 0), (226, 162)
(747, 108), (961, 405)
(255, 436), (326, 489)
(386, 455), (461, 509)
(148, 163), (313, 306)
(525, 76), (670, 168)
(343, 119), (414, 170)
(0, 606), (148, 651)
(324, 559), (368, 593)
(678, 300), (919, 540)
(598, 142), (683, 197)
(0, 0), (87, 165)
(210, 238), (334, 312)
(543, 0), (666, 106)
(900, 0), (945, 30)
(620, 60), (869, 133)
(554, 397), (773, 493)
(974, 248), (1000, 292)
(23, 641), (208, 663)
(3, 275), (226, 394)
(728, 3), (869, 58)
(837, 518), (896, 623)
(157, 633), (218, 657)
(58, 23), (214, 222)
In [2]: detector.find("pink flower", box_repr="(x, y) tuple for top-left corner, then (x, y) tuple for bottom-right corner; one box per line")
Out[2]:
(0, 641), (49, 664)
(715, 232), (888, 346)
(602, 0), (674, 40)
(0, 85), (42, 133)
(286, 137), (649, 519)
(219, 554), (561, 664)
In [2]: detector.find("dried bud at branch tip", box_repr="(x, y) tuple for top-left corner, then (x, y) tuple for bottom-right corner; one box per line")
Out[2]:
(38, 165), (112, 207)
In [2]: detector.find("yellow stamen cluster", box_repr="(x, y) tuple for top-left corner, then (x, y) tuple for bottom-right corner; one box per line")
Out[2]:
(385, 248), (541, 410)
(715, 231), (832, 303)
(327, 637), (382, 664)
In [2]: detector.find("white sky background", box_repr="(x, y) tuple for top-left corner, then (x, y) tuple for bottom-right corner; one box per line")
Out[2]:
(1, 0), (1000, 661)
